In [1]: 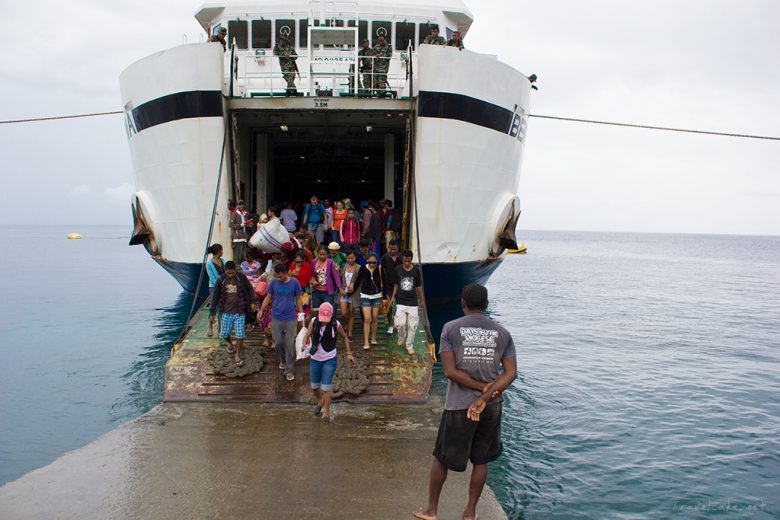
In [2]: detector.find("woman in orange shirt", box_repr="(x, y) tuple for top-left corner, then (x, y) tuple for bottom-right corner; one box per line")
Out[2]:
(331, 200), (348, 244)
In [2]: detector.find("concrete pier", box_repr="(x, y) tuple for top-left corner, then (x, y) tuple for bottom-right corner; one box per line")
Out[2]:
(0, 401), (507, 520)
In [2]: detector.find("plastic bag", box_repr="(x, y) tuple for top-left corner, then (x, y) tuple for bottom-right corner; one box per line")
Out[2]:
(249, 217), (290, 253)
(254, 278), (269, 297)
(295, 326), (312, 360)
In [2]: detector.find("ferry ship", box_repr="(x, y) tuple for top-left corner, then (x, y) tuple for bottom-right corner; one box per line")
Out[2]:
(120, 0), (530, 310)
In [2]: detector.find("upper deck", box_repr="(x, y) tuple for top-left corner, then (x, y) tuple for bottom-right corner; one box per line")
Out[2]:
(195, 0), (474, 98)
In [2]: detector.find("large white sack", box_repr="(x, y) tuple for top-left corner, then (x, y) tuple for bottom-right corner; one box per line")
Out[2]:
(295, 326), (312, 360)
(249, 217), (290, 252)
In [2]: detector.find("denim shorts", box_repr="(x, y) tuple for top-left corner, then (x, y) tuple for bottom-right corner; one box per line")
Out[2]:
(360, 296), (382, 308)
(311, 290), (334, 310)
(310, 356), (338, 391)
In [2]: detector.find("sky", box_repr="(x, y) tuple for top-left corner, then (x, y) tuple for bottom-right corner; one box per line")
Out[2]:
(0, 0), (778, 235)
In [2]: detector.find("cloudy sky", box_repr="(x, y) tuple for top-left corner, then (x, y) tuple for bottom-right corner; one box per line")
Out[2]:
(1, 0), (778, 235)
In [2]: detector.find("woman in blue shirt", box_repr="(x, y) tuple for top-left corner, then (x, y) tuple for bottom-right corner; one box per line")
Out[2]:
(206, 243), (225, 337)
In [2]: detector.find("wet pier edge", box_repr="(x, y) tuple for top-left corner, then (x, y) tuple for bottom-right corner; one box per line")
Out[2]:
(0, 401), (508, 519)
(1, 301), (507, 519)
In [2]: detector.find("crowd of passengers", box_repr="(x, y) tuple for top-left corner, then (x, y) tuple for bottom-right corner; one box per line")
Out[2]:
(206, 195), (425, 418)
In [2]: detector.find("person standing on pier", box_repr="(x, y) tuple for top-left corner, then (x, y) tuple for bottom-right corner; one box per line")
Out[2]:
(391, 251), (425, 355)
(260, 262), (305, 381)
(414, 284), (517, 520)
(210, 261), (259, 367)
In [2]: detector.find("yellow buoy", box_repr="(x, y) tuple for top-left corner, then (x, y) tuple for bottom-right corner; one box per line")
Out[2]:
(507, 242), (527, 254)
(67, 233), (83, 240)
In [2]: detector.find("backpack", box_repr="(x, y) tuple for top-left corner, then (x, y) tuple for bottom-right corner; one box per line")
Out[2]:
(307, 203), (325, 223)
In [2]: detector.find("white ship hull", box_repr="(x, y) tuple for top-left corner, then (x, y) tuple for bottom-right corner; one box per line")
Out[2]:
(120, 27), (529, 312)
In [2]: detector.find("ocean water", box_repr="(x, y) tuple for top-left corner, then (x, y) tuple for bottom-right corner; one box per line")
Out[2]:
(1, 227), (778, 519)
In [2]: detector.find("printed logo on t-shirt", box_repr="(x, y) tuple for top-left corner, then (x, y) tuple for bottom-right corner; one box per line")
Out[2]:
(226, 283), (238, 294)
(459, 327), (498, 363)
(400, 276), (415, 292)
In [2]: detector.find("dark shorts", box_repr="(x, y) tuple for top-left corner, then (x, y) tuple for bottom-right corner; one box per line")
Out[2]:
(432, 401), (503, 472)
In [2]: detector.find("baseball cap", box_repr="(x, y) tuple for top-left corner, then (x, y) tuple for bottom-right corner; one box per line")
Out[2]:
(360, 200), (368, 208)
(318, 302), (333, 323)
(327, 241), (341, 250)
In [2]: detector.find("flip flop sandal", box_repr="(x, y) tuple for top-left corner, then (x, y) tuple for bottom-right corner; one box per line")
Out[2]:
(286, 373), (295, 381)
(362, 345), (370, 350)
(235, 358), (245, 367)
(312, 404), (323, 415)
(226, 345), (236, 354)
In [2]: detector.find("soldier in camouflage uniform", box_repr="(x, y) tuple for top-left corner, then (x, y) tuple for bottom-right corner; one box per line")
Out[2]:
(358, 39), (374, 94)
(447, 31), (465, 50)
(422, 26), (446, 45)
(371, 35), (393, 97)
(209, 27), (227, 52)
(273, 35), (298, 96)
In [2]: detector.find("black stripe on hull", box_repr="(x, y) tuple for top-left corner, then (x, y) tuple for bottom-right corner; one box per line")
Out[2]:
(417, 90), (514, 134)
(131, 91), (223, 133)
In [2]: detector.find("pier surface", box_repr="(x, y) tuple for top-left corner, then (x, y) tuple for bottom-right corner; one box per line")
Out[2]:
(166, 304), (433, 403)
(0, 401), (508, 520)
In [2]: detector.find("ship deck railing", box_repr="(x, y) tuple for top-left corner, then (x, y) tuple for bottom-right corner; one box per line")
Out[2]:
(232, 48), (412, 99)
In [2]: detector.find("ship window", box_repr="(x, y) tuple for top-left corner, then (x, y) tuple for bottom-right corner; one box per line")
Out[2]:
(372, 20), (393, 44)
(323, 19), (345, 47)
(348, 20), (368, 44)
(418, 23), (435, 44)
(299, 19), (308, 47)
(395, 22), (415, 50)
(251, 20), (272, 49)
(274, 19), (296, 47)
(228, 20), (248, 49)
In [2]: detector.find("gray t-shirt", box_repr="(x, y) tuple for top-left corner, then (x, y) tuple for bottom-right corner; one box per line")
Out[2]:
(440, 313), (516, 410)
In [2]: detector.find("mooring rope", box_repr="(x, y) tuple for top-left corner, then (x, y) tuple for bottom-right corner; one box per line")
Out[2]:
(0, 111), (123, 124)
(528, 114), (780, 141)
(2, 109), (778, 141)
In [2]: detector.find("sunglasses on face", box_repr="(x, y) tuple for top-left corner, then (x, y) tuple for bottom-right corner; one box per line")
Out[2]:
(367, 261), (377, 264)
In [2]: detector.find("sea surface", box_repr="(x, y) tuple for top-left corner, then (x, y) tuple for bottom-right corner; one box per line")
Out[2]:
(1, 227), (778, 519)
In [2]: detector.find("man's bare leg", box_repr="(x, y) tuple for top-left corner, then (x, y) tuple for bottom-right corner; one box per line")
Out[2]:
(462, 463), (488, 520)
(413, 457), (448, 520)
(234, 339), (244, 366)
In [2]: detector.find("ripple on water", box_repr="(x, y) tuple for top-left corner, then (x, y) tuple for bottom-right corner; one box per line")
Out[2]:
(484, 232), (780, 519)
